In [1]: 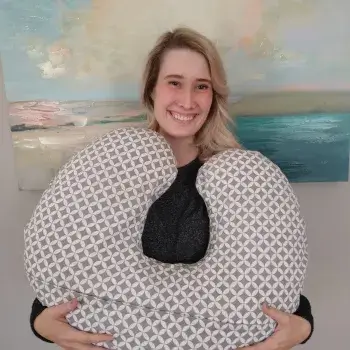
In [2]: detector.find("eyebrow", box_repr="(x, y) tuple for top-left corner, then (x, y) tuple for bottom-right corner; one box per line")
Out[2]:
(164, 74), (211, 84)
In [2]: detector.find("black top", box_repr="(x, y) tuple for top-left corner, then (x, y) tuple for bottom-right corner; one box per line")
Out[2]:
(142, 157), (210, 264)
(30, 156), (314, 344)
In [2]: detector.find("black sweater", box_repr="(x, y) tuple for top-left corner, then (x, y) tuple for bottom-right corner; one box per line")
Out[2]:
(30, 157), (314, 344)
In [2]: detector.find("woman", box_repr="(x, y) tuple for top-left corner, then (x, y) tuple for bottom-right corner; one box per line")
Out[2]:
(30, 27), (314, 350)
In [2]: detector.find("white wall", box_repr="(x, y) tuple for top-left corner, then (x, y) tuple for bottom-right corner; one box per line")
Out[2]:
(0, 62), (48, 349)
(1, 61), (349, 350)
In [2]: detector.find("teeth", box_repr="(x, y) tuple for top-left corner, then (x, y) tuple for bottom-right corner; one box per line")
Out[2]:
(171, 112), (196, 121)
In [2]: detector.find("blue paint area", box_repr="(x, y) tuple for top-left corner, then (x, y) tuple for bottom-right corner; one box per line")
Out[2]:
(0, 0), (139, 101)
(234, 113), (350, 183)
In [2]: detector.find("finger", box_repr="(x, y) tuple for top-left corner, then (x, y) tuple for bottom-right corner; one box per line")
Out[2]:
(261, 303), (290, 324)
(48, 298), (79, 318)
(240, 335), (279, 350)
(68, 344), (109, 350)
(70, 328), (114, 344)
(58, 323), (114, 347)
(85, 345), (109, 350)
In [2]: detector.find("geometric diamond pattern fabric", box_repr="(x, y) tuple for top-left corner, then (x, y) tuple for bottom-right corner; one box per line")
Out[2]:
(24, 127), (308, 349)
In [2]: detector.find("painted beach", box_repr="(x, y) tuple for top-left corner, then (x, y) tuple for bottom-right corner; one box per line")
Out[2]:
(9, 91), (350, 190)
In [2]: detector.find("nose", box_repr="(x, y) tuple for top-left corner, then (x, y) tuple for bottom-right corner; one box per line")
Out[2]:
(178, 88), (195, 109)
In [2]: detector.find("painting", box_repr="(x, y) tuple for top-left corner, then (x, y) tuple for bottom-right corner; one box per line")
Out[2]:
(1, 0), (350, 190)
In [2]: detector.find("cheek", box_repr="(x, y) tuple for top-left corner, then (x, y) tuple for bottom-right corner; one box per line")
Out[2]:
(199, 92), (213, 113)
(153, 85), (174, 109)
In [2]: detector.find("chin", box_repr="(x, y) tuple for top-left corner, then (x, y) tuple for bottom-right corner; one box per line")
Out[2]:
(162, 129), (196, 140)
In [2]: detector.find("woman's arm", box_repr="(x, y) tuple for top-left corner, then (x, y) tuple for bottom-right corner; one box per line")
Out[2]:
(30, 298), (52, 343)
(29, 298), (113, 348)
(241, 294), (314, 350)
(292, 294), (314, 344)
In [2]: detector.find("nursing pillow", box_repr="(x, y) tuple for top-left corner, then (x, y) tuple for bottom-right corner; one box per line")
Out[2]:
(24, 127), (308, 350)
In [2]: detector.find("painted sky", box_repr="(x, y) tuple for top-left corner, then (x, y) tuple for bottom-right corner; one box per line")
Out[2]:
(0, 0), (350, 102)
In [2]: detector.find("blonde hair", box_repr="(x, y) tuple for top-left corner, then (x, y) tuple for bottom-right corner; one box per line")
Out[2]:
(141, 26), (241, 160)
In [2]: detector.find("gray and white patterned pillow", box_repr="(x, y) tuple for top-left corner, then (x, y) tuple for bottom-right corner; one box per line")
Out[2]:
(24, 127), (308, 349)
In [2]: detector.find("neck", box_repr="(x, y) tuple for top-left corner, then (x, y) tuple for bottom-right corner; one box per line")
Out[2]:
(161, 132), (198, 167)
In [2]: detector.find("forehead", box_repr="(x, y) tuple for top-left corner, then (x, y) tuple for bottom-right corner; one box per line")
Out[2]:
(159, 48), (211, 80)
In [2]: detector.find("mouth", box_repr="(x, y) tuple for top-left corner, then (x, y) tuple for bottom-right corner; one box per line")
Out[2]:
(168, 110), (198, 122)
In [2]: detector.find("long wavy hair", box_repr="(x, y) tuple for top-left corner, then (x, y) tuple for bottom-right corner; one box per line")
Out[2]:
(141, 26), (241, 160)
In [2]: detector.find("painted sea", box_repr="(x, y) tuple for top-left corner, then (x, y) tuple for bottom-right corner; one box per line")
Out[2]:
(235, 113), (350, 183)
(8, 99), (350, 190)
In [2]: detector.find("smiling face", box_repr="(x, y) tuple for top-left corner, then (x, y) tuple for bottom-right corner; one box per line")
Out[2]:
(152, 48), (213, 141)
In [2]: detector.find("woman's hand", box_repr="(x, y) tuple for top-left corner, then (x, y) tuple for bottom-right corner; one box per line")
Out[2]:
(34, 298), (114, 350)
(240, 304), (311, 350)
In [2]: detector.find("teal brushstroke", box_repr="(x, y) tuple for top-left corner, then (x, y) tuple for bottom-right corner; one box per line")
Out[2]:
(234, 113), (350, 183)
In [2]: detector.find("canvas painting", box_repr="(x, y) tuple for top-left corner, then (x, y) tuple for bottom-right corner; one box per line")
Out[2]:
(1, 0), (350, 190)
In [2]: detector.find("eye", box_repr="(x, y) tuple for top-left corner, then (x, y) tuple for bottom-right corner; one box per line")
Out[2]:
(197, 84), (210, 90)
(168, 81), (180, 87)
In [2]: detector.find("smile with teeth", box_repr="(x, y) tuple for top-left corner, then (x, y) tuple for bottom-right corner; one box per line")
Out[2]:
(169, 111), (198, 121)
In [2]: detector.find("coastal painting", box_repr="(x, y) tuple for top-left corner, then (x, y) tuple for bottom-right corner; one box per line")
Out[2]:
(1, 0), (350, 190)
